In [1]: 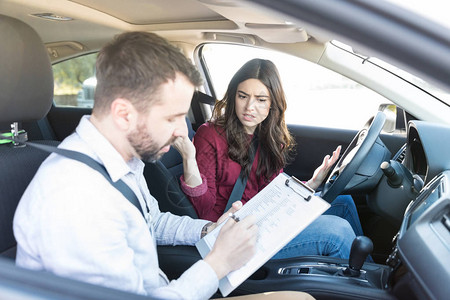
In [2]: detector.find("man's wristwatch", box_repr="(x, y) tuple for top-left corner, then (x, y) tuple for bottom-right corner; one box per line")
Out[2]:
(201, 221), (214, 238)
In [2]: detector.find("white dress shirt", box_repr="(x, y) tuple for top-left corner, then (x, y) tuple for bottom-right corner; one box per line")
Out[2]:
(13, 115), (219, 299)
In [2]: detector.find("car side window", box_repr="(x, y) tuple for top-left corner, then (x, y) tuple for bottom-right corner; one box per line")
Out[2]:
(52, 53), (97, 108)
(200, 43), (392, 130)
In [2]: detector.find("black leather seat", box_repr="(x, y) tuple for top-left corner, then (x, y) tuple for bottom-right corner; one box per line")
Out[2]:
(159, 117), (195, 179)
(145, 91), (215, 218)
(144, 118), (198, 218)
(0, 15), (58, 259)
(144, 118), (206, 280)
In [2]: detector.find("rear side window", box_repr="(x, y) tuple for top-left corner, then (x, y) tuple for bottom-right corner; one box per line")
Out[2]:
(52, 53), (97, 108)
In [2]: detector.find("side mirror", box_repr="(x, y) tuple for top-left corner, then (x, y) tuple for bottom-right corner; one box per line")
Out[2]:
(378, 104), (397, 133)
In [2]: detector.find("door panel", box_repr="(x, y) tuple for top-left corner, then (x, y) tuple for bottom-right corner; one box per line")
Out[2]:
(286, 124), (406, 263)
(285, 124), (406, 182)
(284, 125), (355, 181)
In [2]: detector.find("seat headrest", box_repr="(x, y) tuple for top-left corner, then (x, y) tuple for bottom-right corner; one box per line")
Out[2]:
(0, 15), (53, 123)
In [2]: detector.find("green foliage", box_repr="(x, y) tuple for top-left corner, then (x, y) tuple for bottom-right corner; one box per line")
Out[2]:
(53, 53), (97, 94)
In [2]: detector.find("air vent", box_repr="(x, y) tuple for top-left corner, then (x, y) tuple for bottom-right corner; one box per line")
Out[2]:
(395, 144), (407, 163)
(396, 149), (406, 162)
(442, 214), (450, 232)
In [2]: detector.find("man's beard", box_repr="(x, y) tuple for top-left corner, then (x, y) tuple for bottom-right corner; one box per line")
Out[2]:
(127, 123), (173, 162)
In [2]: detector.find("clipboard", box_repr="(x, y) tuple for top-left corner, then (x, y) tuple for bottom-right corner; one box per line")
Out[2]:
(196, 172), (330, 296)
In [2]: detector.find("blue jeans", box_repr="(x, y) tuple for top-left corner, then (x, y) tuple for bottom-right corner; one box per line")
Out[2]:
(323, 194), (364, 237)
(272, 195), (362, 259)
(272, 214), (355, 259)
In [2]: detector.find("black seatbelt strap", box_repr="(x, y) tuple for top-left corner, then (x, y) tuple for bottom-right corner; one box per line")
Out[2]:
(224, 137), (259, 212)
(26, 142), (145, 218)
(36, 117), (56, 140)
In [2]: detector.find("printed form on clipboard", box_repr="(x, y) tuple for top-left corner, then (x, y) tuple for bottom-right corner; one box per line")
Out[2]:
(196, 172), (331, 297)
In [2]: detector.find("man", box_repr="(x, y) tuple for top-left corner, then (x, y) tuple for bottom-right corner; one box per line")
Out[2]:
(13, 31), (313, 300)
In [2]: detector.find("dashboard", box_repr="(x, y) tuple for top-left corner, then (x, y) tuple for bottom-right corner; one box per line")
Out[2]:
(403, 174), (444, 230)
(405, 121), (450, 185)
(388, 120), (450, 299)
(369, 120), (450, 225)
(395, 171), (450, 300)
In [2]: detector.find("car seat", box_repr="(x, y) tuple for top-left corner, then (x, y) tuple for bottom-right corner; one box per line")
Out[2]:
(0, 15), (59, 259)
(144, 117), (199, 218)
(144, 89), (216, 219)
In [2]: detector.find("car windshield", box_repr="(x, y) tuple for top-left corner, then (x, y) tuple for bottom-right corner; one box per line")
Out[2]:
(331, 39), (450, 107)
(374, 0), (450, 106)
(368, 57), (450, 106)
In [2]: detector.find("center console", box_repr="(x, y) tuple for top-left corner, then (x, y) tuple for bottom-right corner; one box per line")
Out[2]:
(231, 171), (450, 299)
(236, 250), (394, 300)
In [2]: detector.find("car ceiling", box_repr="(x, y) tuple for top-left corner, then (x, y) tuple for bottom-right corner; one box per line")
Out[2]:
(3, 0), (450, 95)
(1, 0), (322, 62)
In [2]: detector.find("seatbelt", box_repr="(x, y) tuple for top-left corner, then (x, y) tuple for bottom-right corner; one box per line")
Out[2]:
(224, 137), (259, 212)
(36, 117), (56, 140)
(26, 142), (146, 218)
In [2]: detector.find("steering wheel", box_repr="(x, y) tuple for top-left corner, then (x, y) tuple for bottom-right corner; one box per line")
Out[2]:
(321, 111), (386, 203)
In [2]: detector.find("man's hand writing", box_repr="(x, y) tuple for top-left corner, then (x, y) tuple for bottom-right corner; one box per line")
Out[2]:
(217, 200), (243, 224)
(203, 201), (243, 235)
(204, 215), (258, 280)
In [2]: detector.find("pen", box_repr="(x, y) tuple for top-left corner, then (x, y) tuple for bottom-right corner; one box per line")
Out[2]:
(228, 212), (240, 222)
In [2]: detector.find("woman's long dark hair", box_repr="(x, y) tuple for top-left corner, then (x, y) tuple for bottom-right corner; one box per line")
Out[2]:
(211, 58), (295, 179)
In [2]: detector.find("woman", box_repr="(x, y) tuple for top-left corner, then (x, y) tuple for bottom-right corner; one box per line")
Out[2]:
(174, 59), (363, 259)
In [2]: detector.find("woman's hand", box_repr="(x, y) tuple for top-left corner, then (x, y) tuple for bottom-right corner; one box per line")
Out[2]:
(307, 145), (341, 190)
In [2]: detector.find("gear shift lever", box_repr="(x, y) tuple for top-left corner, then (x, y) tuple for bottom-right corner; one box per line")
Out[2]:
(343, 236), (373, 277)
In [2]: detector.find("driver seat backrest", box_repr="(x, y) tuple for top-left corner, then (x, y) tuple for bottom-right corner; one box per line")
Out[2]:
(144, 117), (198, 218)
(0, 15), (58, 259)
(144, 92), (215, 218)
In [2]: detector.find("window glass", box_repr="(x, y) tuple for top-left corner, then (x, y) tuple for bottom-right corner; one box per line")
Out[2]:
(52, 53), (97, 108)
(369, 57), (450, 105)
(200, 43), (392, 130)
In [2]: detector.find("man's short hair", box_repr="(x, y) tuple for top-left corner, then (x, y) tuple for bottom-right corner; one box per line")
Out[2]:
(93, 31), (202, 115)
